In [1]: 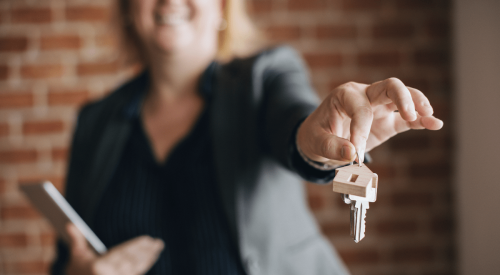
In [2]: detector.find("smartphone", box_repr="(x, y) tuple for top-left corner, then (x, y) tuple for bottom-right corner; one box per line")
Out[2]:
(19, 181), (107, 254)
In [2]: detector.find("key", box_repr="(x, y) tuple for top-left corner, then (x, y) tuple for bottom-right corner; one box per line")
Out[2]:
(342, 189), (375, 242)
(335, 152), (378, 243)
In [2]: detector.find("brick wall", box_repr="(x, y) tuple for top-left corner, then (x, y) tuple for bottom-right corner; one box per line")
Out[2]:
(0, 0), (453, 274)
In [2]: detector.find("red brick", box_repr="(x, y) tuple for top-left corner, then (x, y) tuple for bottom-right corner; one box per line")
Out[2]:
(376, 220), (417, 235)
(95, 34), (118, 48)
(23, 120), (64, 135)
(0, 233), (28, 247)
(5, 261), (48, 274)
(393, 246), (434, 263)
(373, 23), (415, 39)
(288, 0), (327, 11)
(329, 76), (372, 91)
(409, 163), (450, 180)
(41, 231), (56, 246)
(65, 6), (110, 22)
(369, 164), (396, 179)
(248, 1), (272, 13)
(0, 149), (38, 163)
(395, 0), (434, 9)
(0, 65), (8, 80)
(0, 205), (40, 219)
(389, 135), (432, 151)
(414, 50), (448, 66)
(18, 176), (65, 192)
(77, 61), (119, 76)
(341, 0), (382, 11)
(11, 8), (52, 23)
(426, 19), (450, 39)
(21, 64), (64, 79)
(304, 53), (342, 68)
(52, 147), (68, 161)
(48, 90), (89, 106)
(358, 51), (401, 67)
(400, 77), (430, 92)
(0, 36), (28, 52)
(315, 25), (357, 39)
(40, 35), (81, 50)
(430, 100), (449, 121)
(321, 222), (350, 237)
(50, 177), (66, 192)
(431, 216), (453, 235)
(0, 93), (33, 109)
(339, 249), (380, 264)
(391, 192), (433, 207)
(0, 123), (9, 136)
(266, 25), (301, 41)
(307, 193), (325, 211)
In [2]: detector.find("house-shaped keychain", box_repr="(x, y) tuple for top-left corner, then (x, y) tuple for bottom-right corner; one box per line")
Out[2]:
(332, 164), (378, 200)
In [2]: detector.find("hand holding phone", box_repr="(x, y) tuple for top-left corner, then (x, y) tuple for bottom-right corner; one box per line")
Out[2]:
(21, 181), (164, 275)
(65, 223), (164, 275)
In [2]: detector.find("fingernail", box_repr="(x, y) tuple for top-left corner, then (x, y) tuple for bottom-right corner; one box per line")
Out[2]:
(342, 145), (354, 160)
(356, 147), (365, 165)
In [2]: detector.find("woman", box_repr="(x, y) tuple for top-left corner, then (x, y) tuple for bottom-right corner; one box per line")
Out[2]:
(52, 0), (443, 274)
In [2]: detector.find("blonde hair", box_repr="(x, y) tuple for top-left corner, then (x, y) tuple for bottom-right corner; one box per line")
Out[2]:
(115, 0), (266, 64)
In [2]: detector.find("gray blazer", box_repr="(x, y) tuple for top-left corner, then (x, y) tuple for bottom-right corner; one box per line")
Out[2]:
(52, 46), (350, 275)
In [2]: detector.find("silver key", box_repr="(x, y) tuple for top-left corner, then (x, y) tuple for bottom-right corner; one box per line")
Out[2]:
(342, 185), (376, 243)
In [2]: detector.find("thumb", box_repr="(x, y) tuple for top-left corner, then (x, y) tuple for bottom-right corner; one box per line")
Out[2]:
(66, 223), (94, 259)
(317, 133), (356, 163)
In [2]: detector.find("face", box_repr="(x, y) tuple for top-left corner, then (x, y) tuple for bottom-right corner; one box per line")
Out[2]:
(130, 0), (222, 58)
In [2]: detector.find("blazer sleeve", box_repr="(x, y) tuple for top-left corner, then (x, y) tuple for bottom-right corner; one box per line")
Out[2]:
(258, 46), (372, 183)
(258, 47), (323, 172)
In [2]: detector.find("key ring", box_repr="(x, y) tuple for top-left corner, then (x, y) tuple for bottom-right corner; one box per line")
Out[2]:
(349, 151), (362, 167)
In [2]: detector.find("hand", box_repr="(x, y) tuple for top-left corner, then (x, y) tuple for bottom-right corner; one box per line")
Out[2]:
(297, 78), (443, 166)
(65, 223), (164, 275)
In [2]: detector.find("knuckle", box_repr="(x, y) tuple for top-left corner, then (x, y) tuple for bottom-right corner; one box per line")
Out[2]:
(357, 105), (373, 117)
(386, 77), (402, 86)
(341, 81), (358, 91)
(412, 87), (423, 94)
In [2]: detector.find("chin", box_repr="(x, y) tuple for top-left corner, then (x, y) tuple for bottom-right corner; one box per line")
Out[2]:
(152, 26), (195, 54)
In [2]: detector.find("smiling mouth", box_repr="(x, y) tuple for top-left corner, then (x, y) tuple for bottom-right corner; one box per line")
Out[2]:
(154, 11), (190, 26)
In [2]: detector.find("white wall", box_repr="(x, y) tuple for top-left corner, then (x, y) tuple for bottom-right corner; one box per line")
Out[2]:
(455, 0), (500, 274)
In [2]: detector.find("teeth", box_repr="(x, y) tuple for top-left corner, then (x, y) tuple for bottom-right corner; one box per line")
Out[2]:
(155, 12), (189, 26)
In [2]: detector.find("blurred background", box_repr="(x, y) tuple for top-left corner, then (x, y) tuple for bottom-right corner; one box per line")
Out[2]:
(0, 0), (498, 274)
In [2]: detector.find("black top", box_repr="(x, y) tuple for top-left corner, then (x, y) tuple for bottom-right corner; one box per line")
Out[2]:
(92, 104), (245, 274)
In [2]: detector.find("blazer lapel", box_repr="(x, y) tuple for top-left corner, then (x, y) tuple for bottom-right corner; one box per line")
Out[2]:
(210, 63), (246, 257)
(80, 75), (147, 227)
(82, 119), (132, 226)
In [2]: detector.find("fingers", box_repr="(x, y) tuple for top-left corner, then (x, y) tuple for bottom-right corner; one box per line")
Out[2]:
(98, 236), (164, 275)
(66, 223), (90, 255)
(315, 131), (356, 162)
(421, 116), (444, 130)
(366, 78), (417, 121)
(393, 112), (444, 133)
(338, 82), (373, 162)
(407, 87), (433, 117)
